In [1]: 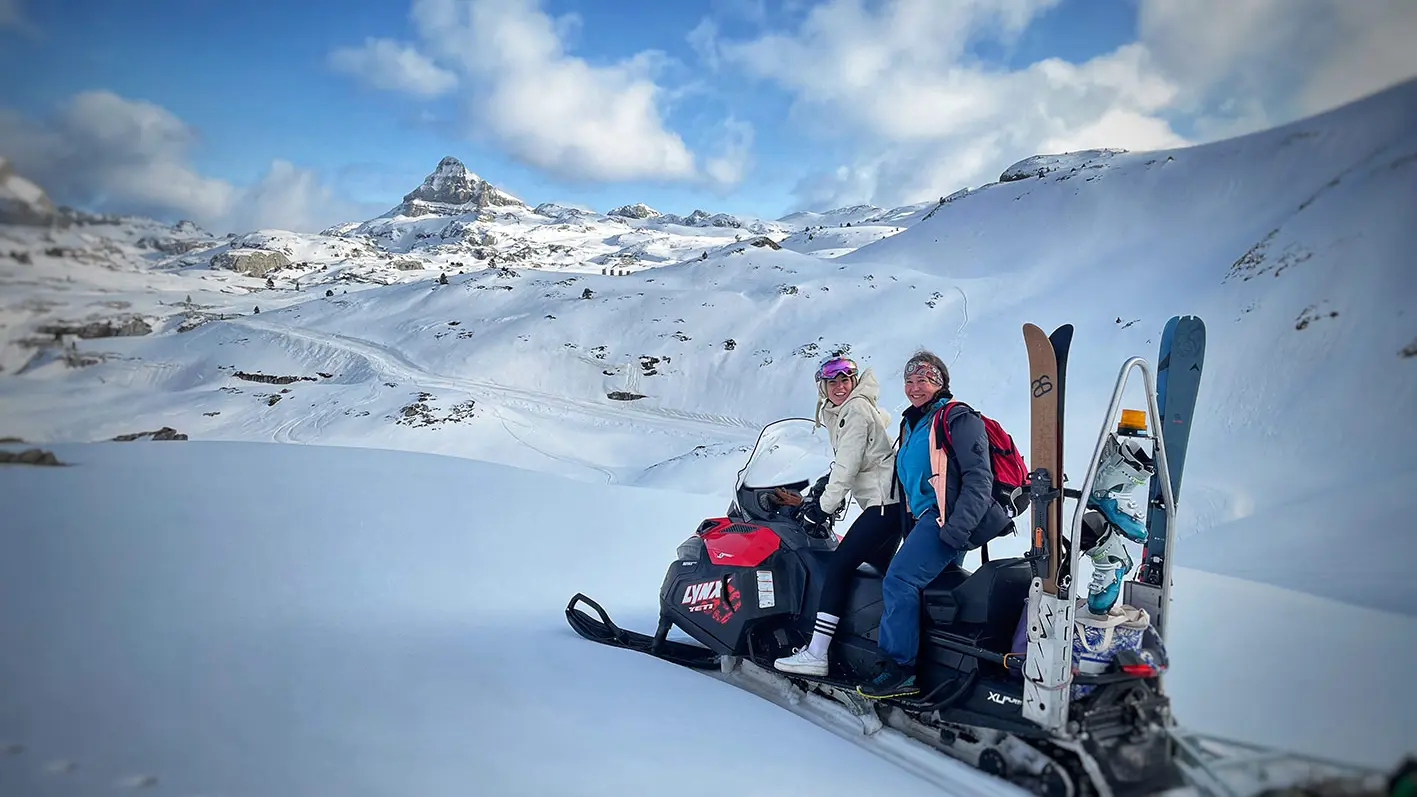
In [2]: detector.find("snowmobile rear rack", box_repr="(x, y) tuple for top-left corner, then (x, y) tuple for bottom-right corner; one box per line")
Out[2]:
(1167, 728), (1391, 797)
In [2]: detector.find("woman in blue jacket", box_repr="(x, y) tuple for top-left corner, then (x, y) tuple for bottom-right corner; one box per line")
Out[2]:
(857, 350), (1013, 699)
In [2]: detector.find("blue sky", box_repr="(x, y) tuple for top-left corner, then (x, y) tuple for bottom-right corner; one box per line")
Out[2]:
(1, 0), (1412, 234)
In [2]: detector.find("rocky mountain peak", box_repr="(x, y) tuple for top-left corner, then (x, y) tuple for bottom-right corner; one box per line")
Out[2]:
(608, 202), (661, 220)
(396, 156), (525, 215)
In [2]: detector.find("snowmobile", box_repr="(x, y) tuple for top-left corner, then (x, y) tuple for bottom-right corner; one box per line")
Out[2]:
(567, 343), (1389, 797)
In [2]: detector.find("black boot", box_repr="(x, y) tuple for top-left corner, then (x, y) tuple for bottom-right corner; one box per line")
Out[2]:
(856, 658), (918, 699)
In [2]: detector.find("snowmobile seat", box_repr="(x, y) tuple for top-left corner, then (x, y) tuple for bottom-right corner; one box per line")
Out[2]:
(855, 562), (887, 579)
(923, 558), (1030, 628)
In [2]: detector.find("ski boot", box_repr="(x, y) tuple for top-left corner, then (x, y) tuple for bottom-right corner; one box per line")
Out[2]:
(1084, 524), (1135, 615)
(1087, 428), (1155, 544)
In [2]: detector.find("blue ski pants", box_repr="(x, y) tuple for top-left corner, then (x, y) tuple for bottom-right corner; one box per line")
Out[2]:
(878, 507), (962, 668)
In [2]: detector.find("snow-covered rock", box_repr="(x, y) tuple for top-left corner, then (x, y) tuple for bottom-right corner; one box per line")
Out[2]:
(609, 202), (661, 219)
(211, 249), (291, 277)
(999, 148), (1128, 182)
(534, 202), (597, 222)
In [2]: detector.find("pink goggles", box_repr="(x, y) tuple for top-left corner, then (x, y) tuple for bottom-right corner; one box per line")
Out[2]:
(816, 356), (858, 381)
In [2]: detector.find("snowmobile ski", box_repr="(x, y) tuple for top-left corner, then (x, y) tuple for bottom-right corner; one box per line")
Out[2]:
(565, 593), (721, 670)
(1138, 315), (1205, 588)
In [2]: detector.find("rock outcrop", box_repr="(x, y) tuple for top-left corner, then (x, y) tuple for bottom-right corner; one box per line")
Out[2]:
(0, 448), (63, 466)
(37, 316), (152, 339)
(112, 427), (187, 441)
(211, 249), (291, 277)
(608, 203), (661, 220)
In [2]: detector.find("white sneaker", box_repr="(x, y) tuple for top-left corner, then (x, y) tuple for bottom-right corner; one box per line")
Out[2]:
(773, 647), (828, 677)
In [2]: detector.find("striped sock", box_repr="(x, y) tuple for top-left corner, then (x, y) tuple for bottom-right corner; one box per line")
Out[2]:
(806, 613), (839, 658)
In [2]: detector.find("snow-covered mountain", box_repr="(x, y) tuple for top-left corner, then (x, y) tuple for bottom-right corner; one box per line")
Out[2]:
(2, 78), (1415, 615)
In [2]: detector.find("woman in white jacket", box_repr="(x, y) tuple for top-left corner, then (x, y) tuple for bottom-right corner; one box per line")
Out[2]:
(773, 355), (903, 677)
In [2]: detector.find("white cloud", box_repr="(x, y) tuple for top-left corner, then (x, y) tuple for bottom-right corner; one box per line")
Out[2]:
(717, 0), (1184, 208)
(716, 0), (1416, 211)
(325, 0), (743, 187)
(0, 91), (371, 234)
(327, 37), (459, 97)
(404, 0), (699, 183)
(686, 18), (721, 72)
(1137, 0), (1417, 135)
(704, 116), (755, 190)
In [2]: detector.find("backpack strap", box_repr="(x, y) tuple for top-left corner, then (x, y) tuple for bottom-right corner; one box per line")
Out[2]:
(927, 406), (949, 528)
(933, 400), (977, 454)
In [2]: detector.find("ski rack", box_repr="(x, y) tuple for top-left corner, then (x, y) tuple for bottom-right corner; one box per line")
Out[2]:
(1058, 359), (1392, 796)
(1059, 356), (1177, 685)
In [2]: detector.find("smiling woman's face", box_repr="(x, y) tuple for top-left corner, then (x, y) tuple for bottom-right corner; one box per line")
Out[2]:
(903, 374), (937, 407)
(824, 373), (854, 405)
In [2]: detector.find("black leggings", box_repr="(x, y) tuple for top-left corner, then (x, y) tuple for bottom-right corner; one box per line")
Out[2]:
(818, 502), (905, 618)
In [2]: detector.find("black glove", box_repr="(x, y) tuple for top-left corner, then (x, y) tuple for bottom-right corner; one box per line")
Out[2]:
(809, 474), (830, 500)
(801, 499), (830, 529)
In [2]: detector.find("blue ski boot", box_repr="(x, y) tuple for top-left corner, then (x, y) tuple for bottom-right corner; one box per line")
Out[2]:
(1087, 432), (1155, 544)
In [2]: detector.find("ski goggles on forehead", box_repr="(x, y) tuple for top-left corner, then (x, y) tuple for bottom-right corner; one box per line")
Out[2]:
(816, 357), (858, 381)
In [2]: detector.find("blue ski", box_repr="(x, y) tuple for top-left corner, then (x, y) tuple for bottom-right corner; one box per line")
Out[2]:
(1138, 315), (1205, 586)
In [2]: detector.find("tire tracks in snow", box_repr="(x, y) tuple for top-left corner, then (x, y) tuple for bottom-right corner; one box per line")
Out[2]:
(225, 317), (762, 441)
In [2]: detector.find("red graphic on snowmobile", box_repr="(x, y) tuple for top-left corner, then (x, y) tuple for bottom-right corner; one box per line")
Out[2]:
(680, 577), (742, 624)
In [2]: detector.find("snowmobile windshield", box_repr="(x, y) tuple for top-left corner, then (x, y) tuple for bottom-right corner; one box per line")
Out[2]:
(735, 418), (832, 491)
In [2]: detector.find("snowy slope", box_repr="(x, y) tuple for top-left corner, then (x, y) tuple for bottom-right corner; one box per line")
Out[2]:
(1, 79), (1415, 621)
(1, 441), (1413, 797)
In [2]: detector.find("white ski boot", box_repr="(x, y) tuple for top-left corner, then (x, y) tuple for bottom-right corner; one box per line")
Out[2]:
(773, 647), (828, 677)
(1087, 431), (1155, 544)
(1085, 526), (1135, 615)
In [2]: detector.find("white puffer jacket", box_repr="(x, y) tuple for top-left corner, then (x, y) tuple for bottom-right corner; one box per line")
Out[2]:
(814, 367), (899, 514)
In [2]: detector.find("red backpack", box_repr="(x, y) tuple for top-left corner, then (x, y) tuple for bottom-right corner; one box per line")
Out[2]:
(930, 401), (1030, 517)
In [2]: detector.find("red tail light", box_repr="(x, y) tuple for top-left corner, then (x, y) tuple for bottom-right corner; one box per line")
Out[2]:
(1121, 662), (1157, 677)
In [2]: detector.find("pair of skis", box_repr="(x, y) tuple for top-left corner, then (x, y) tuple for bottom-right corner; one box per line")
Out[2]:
(1020, 324), (1075, 730)
(1019, 317), (1205, 731)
